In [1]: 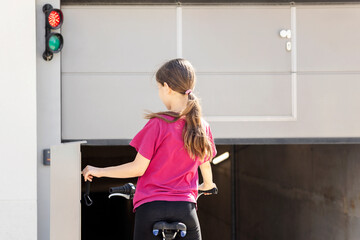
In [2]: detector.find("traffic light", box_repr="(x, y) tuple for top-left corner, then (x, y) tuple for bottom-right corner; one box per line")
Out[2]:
(43, 4), (64, 61)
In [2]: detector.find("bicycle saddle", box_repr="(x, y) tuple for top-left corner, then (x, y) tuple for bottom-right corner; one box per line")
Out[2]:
(153, 221), (187, 239)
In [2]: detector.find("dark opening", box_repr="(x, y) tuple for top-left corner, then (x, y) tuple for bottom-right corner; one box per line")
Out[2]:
(80, 145), (231, 240)
(80, 143), (360, 240)
(234, 144), (360, 240)
(81, 145), (138, 240)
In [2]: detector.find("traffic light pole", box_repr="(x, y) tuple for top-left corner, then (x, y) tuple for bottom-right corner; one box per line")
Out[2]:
(43, 4), (54, 61)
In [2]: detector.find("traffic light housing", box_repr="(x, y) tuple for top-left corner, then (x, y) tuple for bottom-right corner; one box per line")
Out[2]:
(43, 4), (64, 61)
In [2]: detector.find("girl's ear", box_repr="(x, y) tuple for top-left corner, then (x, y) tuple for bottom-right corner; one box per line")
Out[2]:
(163, 82), (173, 94)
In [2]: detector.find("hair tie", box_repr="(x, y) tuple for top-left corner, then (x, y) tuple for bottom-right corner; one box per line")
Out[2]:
(185, 89), (192, 95)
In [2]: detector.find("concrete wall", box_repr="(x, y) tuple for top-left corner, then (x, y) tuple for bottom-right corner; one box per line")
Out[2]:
(0, 1), (37, 239)
(237, 144), (360, 240)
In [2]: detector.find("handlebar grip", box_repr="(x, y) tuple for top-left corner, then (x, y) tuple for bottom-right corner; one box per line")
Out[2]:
(198, 187), (218, 195)
(83, 181), (93, 207)
(109, 183), (136, 194)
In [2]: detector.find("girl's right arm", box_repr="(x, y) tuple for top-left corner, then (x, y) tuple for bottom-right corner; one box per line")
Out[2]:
(82, 152), (150, 182)
(199, 161), (216, 191)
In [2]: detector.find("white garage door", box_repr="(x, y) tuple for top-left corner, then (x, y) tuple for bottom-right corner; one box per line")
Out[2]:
(61, 4), (360, 141)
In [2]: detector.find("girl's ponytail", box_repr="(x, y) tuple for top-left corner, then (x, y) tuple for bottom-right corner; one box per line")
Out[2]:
(145, 58), (214, 162)
(181, 92), (214, 162)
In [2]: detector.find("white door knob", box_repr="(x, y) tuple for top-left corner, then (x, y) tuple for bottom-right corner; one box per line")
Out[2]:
(286, 41), (292, 51)
(280, 29), (291, 39)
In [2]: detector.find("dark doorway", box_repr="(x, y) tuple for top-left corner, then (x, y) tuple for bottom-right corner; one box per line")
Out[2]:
(80, 144), (232, 240)
(235, 144), (360, 240)
(81, 145), (137, 240)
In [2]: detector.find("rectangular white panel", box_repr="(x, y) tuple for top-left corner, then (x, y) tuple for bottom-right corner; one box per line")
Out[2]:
(61, 6), (177, 73)
(62, 74), (163, 139)
(297, 74), (360, 136)
(50, 141), (86, 240)
(197, 74), (293, 117)
(207, 74), (360, 138)
(62, 73), (295, 139)
(297, 5), (360, 72)
(182, 6), (292, 73)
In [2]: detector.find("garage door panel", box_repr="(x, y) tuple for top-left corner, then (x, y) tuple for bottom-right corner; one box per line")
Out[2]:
(61, 6), (177, 73)
(196, 74), (293, 117)
(297, 74), (360, 133)
(62, 73), (294, 140)
(182, 6), (292, 73)
(297, 5), (360, 72)
(62, 74), (164, 139)
(207, 74), (360, 138)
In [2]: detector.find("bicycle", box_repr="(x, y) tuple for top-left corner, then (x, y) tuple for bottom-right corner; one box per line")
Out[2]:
(108, 183), (218, 240)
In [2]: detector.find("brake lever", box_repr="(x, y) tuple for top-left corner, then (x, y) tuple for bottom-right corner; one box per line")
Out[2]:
(108, 193), (132, 199)
(197, 187), (218, 200)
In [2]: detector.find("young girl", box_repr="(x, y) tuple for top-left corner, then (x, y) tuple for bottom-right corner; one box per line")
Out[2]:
(82, 58), (217, 240)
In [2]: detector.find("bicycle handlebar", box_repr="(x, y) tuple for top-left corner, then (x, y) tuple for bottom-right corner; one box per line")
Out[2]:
(198, 187), (218, 195)
(108, 183), (218, 200)
(108, 183), (136, 200)
(109, 183), (136, 194)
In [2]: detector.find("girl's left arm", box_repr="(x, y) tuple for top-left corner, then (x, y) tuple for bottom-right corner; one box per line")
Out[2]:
(82, 152), (150, 182)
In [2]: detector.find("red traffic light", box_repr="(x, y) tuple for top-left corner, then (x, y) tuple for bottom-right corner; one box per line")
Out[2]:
(48, 10), (62, 28)
(45, 9), (63, 29)
(42, 4), (64, 61)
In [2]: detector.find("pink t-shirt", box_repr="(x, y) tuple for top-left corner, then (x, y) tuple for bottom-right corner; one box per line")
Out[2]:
(129, 114), (217, 211)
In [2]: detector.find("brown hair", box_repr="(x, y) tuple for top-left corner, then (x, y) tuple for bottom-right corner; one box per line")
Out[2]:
(145, 58), (214, 162)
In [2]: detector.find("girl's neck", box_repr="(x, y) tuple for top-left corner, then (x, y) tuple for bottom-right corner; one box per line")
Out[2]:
(169, 95), (188, 113)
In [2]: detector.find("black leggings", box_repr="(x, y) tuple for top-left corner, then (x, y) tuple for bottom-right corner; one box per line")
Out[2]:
(134, 201), (201, 240)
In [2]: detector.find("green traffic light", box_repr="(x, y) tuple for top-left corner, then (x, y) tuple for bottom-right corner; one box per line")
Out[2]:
(46, 33), (63, 53)
(49, 35), (61, 51)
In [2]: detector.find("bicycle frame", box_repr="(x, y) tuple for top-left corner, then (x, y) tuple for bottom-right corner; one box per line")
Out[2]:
(108, 183), (218, 240)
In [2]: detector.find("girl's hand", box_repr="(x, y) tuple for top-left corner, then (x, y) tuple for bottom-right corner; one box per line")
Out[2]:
(198, 182), (217, 195)
(82, 165), (102, 182)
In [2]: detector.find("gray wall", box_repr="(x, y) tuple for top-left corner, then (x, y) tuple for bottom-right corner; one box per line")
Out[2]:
(236, 144), (360, 240)
(36, 0), (62, 240)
